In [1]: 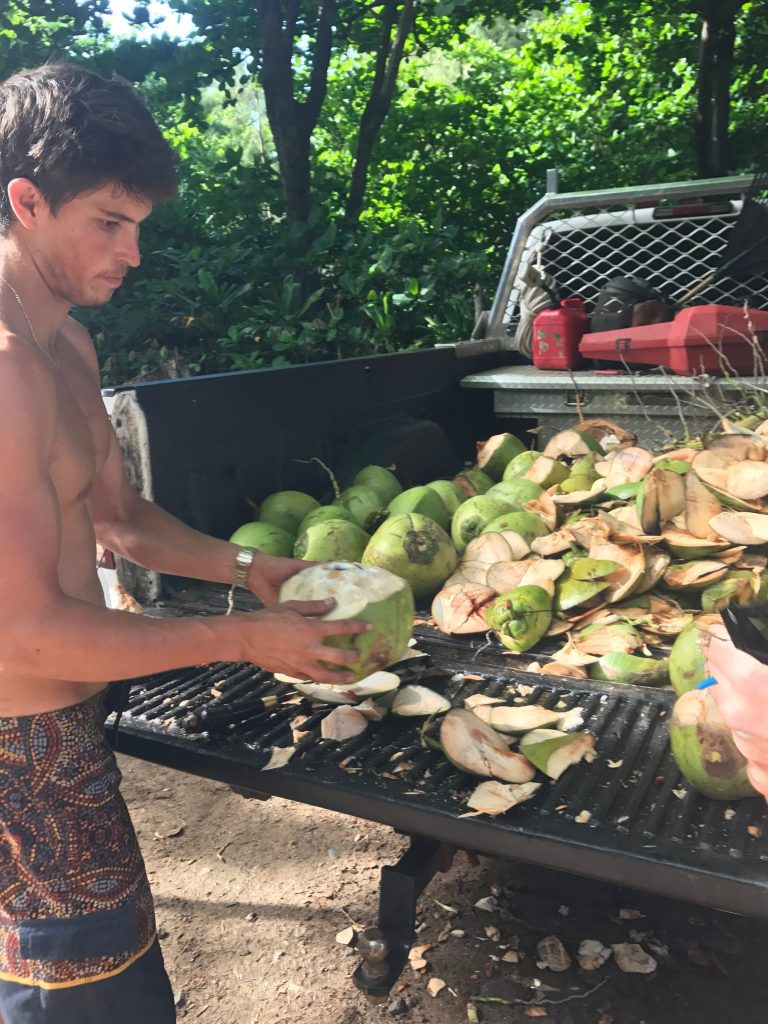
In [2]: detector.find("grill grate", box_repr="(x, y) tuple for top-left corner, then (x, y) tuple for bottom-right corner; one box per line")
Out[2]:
(115, 581), (768, 919)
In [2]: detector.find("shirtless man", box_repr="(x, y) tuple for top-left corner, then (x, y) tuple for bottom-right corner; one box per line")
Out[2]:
(0, 63), (368, 1023)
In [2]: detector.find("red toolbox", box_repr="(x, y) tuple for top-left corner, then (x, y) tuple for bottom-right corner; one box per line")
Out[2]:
(578, 304), (768, 375)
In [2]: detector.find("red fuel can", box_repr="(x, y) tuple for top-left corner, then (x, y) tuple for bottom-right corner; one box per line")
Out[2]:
(532, 298), (590, 370)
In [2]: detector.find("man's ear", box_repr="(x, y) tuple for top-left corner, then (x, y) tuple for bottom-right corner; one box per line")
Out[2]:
(7, 178), (49, 230)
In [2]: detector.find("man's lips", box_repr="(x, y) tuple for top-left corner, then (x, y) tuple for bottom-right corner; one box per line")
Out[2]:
(101, 273), (125, 287)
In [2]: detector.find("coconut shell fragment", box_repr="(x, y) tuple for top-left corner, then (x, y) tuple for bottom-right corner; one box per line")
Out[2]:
(471, 704), (563, 734)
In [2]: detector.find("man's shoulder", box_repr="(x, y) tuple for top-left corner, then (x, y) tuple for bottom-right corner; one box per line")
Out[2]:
(61, 316), (100, 374)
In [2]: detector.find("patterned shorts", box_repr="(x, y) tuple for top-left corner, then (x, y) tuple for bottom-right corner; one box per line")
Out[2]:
(0, 690), (175, 1021)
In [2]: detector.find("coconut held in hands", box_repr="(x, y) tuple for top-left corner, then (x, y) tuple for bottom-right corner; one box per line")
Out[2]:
(278, 562), (414, 681)
(669, 688), (757, 800)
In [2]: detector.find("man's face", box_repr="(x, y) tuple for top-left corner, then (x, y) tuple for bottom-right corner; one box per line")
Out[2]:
(31, 182), (152, 307)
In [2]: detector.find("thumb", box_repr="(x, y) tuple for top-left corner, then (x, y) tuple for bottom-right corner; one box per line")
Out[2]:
(278, 598), (335, 618)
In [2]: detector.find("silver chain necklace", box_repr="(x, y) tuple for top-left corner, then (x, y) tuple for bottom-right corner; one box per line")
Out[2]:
(0, 277), (60, 369)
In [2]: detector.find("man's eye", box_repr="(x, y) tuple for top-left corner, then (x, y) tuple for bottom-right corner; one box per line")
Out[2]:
(100, 220), (119, 231)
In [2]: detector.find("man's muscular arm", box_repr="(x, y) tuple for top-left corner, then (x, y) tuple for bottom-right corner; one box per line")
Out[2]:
(0, 341), (366, 685)
(71, 321), (303, 605)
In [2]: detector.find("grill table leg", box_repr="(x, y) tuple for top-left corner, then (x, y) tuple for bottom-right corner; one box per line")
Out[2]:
(353, 837), (455, 998)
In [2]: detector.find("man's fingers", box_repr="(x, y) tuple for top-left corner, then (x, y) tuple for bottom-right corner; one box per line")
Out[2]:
(311, 646), (359, 667)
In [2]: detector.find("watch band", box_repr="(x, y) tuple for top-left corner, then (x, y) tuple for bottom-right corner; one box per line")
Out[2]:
(233, 546), (257, 589)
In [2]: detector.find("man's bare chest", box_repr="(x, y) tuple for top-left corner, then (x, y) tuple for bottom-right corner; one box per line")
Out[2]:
(49, 363), (110, 510)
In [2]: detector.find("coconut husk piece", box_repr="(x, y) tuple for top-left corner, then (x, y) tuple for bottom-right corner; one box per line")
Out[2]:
(473, 703), (563, 734)
(444, 560), (490, 586)
(524, 492), (557, 530)
(530, 526), (575, 556)
(432, 583), (497, 634)
(463, 533), (518, 565)
(519, 729), (596, 780)
(588, 538), (647, 603)
(465, 780), (541, 816)
(573, 621), (643, 656)
(440, 709), (536, 783)
(536, 662), (589, 679)
(709, 510), (768, 546)
(725, 461), (768, 500)
(663, 560), (729, 589)
(634, 548), (672, 595)
(595, 446), (654, 486)
(486, 560), (528, 595)
(685, 468), (724, 539)
(577, 418), (637, 447)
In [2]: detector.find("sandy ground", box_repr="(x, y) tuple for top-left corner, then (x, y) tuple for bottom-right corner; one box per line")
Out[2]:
(120, 754), (768, 1024)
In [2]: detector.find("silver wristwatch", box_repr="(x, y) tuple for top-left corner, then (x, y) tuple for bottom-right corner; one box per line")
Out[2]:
(233, 546), (257, 589)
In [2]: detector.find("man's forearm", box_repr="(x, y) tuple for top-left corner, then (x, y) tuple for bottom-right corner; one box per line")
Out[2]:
(97, 496), (241, 585)
(3, 595), (245, 683)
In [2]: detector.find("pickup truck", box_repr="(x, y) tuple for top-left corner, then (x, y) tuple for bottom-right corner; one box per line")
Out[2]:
(105, 173), (768, 995)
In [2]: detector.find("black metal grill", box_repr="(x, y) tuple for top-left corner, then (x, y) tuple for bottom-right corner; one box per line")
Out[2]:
(112, 581), (768, 920)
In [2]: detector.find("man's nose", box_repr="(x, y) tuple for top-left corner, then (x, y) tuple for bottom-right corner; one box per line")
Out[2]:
(120, 228), (141, 268)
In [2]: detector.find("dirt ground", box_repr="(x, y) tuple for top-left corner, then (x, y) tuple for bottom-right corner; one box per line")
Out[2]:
(120, 754), (768, 1024)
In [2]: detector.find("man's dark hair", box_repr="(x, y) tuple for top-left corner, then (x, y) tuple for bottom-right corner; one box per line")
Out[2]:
(0, 62), (178, 231)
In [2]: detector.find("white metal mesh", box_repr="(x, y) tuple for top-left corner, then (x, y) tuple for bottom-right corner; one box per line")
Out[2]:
(503, 200), (768, 334)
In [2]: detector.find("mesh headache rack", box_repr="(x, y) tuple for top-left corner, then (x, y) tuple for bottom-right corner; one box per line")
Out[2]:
(112, 582), (768, 995)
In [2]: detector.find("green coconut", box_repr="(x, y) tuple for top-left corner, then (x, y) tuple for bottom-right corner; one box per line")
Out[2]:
(293, 520), (370, 562)
(259, 490), (320, 535)
(503, 450), (542, 481)
(669, 689), (757, 800)
(362, 513), (458, 599)
(485, 585), (552, 653)
(588, 653), (670, 686)
(354, 465), (402, 505)
(668, 613), (724, 696)
(228, 520), (295, 557)
(387, 486), (450, 531)
(278, 561), (414, 681)
(298, 505), (358, 534)
(486, 479), (544, 507)
(481, 510), (550, 544)
(454, 468), (495, 497)
(425, 479), (466, 517)
(333, 484), (387, 532)
(476, 432), (527, 481)
(451, 495), (514, 553)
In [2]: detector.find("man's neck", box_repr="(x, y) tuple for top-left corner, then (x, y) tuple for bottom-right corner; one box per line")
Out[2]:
(0, 243), (70, 352)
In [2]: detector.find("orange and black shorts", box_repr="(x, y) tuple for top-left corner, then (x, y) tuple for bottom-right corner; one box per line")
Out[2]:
(0, 691), (175, 1022)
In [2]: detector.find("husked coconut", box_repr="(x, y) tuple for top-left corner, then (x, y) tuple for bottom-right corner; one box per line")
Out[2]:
(279, 562), (414, 680)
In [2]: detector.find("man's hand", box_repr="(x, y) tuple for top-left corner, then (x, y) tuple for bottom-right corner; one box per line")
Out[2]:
(707, 626), (768, 800)
(240, 597), (369, 684)
(247, 552), (312, 606)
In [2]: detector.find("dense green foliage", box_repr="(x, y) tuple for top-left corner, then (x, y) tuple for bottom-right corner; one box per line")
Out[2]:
(0, 1), (765, 383)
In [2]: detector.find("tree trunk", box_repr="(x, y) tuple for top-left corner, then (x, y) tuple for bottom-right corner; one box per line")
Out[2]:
(345, 0), (416, 224)
(695, 0), (745, 178)
(259, 0), (335, 223)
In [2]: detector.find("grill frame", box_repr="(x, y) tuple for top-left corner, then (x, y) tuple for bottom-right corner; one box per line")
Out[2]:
(113, 588), (768, 921)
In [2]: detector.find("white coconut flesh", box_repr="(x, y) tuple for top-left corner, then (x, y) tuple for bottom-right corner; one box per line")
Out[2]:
(518, 729), (596, 780)
(391, 685), (451, 717)
(472, 704), (563, 734)
(279, 561), (406, 619)
(439, 709), (536, 783)
(466, 780), (541, 815)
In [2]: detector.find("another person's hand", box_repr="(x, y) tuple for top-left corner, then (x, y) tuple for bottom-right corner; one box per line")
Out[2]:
(247, 552), (312, 606)
(707, 625), (768, 799)
(240, 598), (369, 684)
